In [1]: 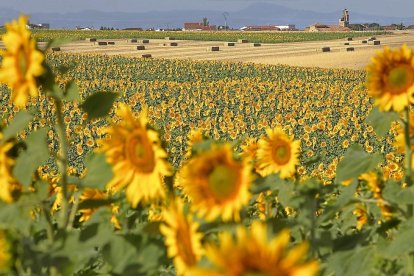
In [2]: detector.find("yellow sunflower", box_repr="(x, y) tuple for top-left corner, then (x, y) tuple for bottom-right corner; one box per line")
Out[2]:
(240, 137), (258, 162)
(180, 143), (252, 221)
(185, 129), (205, 158)
(192, 222), (319, 276)
(0, 231), (11, 272)
(353, 204), (368, 231)
(99, 104), (172, 208)
(78, 188), (121, 229)
(359, 172), (392, 220)
(393, 111), (414, 153)
(160, 198), (204, 275)
(0, 15), (45, 107)
(256, 127), (301, 179)
(366, 44), (414, 112)
(0, 136), (21, 203)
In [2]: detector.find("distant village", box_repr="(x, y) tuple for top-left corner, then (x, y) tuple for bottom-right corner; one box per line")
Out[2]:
(12, 9), (414, 32)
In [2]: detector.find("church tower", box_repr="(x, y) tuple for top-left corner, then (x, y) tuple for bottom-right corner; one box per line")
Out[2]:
(339, 9), (350, 27)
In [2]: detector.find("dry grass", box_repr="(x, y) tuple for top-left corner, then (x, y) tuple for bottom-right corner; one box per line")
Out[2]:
(2, 32), (412, 69)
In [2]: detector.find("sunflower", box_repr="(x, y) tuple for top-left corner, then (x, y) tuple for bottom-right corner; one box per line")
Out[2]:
(353, 204), (368, 231)
(160, 198), (204, 275)
(78, 188), (121, 229)
(192, 222), (318, 276)
(256, 127), (301, 179)
(359, 172), (392, 220)
(180, 143), (252, 221)
(0, 137), (21, 203)
(99, 104), (172, 208)
(240, 137), (258, 162)
(366, 44), (414, 112)
(0, 231), (11, 272)
(185, 129), (205, 158)
(0, 15), (44, 107)
(393, 111), (414, 153)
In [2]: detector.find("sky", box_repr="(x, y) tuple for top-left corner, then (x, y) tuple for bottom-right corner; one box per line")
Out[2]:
(0, 0), (413, 18)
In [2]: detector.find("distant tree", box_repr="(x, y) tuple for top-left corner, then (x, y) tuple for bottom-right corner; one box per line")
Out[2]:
(397, 23), (405, 30)
(368, 23), (381, 29)
(202, 17), (209, 26)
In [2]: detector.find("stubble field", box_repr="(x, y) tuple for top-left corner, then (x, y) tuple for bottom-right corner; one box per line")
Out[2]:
(34, 31), (414, 69)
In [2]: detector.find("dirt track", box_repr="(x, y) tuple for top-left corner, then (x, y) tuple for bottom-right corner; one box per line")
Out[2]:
(2, 31), (414, 69)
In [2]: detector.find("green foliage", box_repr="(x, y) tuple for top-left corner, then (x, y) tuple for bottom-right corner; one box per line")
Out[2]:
(335, 144), (383, 183)
(23, 29), (387, 44)
(13, 128), (49, 186)
(366, 106), (399, 137)
(81, 92), (118, 120)
(0, 30), (413, 276)
(1, 110), (33, 142)
(82, 153), (113, 190)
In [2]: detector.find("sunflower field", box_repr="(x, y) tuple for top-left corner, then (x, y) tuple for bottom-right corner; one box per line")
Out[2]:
(0, 29), (386, 44)
(1, 15), (414, 276)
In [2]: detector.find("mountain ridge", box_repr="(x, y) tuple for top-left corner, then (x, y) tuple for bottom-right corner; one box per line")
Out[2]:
(0, 3), (412, 29)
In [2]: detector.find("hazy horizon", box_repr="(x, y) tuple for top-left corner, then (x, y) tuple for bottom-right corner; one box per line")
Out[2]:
(1, 0), (413, 18)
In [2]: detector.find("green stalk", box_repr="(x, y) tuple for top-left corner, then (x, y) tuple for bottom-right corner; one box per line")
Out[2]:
(53, 97), (70, 229)
(404, 108), (413, 217)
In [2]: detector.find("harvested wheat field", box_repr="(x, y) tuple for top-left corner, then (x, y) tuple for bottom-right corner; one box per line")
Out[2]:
(27, 31), (414, 69)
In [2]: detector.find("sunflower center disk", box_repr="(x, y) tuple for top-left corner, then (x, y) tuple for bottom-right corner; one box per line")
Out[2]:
(272, 142), (291, 165)
(208, 164), (238, 201)
(387, 65), (414, 94)
(17, 46), (28, 77)
(126, 133), (155, 173)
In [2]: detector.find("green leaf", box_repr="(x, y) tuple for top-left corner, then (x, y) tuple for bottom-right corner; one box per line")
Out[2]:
(13, 128), (49, 186)
(64, 81), (80, 102)
(365, 106), (399, 138)
(336, 181), (358, 208)
(82, 152), (113, 189)
(103, 235), (142, 274)
(382, 180), (402, 204)
(327, 246), (376, 276)
(386, 218), (414, 257)
(80, 92), (118, 120)
(395, 186), (414, 204)
(1, 111), (33, 142)
(335, 144), (382, 183)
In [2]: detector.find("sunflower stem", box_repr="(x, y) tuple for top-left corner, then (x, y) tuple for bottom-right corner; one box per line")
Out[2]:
(404, 108), (413, 218)
(53, 97), (70, 229)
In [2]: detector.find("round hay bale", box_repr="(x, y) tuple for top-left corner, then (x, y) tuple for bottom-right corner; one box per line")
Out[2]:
(362, 40), (368, 44)
(165, 37), (175, 40)
(170, 42), (178, 46)
(344, 42), (350, 45)
(142, 54), (152, 58)
(368, 40), (381, 45)
(137, 45), (146, 50)
(207, 46), (220, 51)
(142, 39), (150, 44)
(108, 42), (115, 45)
(131, 39), (138, 43)
(51, 47), (61, 52)
(98, 42), (108, 46)
(225, 42), (235, 46)
(346, 47), (355, 52)
(347, 37), (353, 41)
(86, 38), (97, 42)
(321, 47), (330, 52)
(238, 39), (248, 43)
(251, 43), (261, 47)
